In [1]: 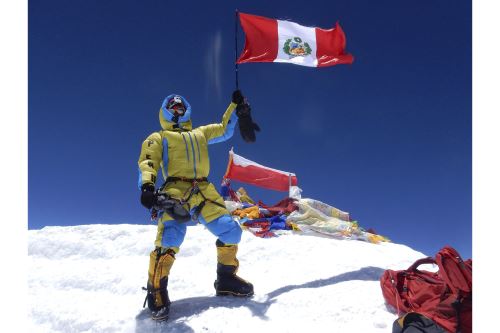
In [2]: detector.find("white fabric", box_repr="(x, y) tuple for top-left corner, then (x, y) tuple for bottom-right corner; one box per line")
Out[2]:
(300, 198), (350, 221)
(276, 20), (318, 67)
(286, 199), (388, 244)
(224, 200), (243, 213)
(289, 186), (302, 200)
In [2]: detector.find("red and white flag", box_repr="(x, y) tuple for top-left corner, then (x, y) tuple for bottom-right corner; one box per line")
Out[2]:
(224, 149), (298, 192)
(237, 12), (354, 67)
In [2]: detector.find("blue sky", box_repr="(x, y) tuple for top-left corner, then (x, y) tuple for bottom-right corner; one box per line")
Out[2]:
(28, 0), (472, 258)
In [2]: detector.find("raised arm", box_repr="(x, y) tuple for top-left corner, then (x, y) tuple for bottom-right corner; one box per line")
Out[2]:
(199, 90), (260, 144)
(198, 103), (238, 144)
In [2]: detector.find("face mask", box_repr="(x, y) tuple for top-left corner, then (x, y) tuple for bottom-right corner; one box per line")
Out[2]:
(167, 96), (186, 116)
(170, 104), (186, 116)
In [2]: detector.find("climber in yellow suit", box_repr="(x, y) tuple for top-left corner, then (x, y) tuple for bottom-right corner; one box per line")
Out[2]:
(137, 90), (260, 321)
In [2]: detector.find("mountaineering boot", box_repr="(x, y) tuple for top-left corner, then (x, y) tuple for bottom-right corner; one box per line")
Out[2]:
(146, 279), (170, 321)
(145, 248), (176, 321)
(214, 240), (254, 297)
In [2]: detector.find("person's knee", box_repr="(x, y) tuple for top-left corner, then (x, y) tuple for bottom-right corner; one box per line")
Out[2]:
(208, 215), (242, 245)
(160, 221), (187, 248)
(221, 221), (242, 244)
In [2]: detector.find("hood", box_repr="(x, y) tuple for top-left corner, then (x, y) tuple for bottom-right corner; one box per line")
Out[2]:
(159, 94), (193, 131)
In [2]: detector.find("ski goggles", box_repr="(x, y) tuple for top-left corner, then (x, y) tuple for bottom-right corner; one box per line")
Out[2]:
(167, 96), (183, 109)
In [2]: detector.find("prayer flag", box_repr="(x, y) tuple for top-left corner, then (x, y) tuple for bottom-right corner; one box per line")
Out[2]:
(224, 149), (298, 192)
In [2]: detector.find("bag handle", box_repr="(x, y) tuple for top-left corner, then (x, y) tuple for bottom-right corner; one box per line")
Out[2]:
(407, 257), (443, 286)
(407, 257), (436, 271)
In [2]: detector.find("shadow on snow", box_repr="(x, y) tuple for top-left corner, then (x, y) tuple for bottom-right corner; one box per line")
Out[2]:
(134, 266), (385, 333)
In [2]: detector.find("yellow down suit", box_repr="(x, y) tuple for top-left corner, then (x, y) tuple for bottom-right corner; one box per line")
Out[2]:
(137, 94), (242, 251)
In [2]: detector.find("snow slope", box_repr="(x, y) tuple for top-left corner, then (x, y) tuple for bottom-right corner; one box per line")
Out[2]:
(28, 224), (430, 333)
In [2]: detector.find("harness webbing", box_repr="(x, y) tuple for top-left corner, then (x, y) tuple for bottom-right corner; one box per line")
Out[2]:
(159, 177), (226, 221)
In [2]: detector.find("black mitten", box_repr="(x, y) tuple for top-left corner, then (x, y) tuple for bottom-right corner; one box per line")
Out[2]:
(140, 184), (156, 209)
(236, 103), (260, 143)
(232, 90), (244, 105)
(232, 90), (260, 143)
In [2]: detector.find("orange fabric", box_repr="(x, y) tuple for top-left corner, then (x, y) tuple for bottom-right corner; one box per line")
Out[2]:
(232, 206), (261, 219)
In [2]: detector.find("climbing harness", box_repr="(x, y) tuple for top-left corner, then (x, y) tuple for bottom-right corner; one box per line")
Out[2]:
(151, 177), (226, 222)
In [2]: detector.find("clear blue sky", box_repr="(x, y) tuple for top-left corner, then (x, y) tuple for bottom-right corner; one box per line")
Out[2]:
(28, 0), (472, 259)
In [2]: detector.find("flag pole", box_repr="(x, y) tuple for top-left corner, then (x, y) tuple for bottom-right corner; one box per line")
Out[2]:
(234, 9), (240, 90)
(288, 173), (292, 198)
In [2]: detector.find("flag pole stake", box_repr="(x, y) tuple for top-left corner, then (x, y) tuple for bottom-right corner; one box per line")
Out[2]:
(234, 9), (240, 89)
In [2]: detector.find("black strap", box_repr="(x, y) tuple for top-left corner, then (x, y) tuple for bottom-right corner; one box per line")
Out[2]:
(166, 176), (208, 183)
(142, 287), (148, 308)
(159, 177), (208, 191)
(197, 186), (227, 209)
(399, 313), (448, 333)
(452, 294), (463, 333)
(182, 181), (227, 221)
(188, 184), (226, 221)
(158, 177), (226, 222)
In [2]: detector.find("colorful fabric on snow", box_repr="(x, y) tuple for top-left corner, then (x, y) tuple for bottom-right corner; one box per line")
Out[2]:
(241, 215), (293, 238)
(287, 199), (390, 244)
(257, 197), (299, 216)
(221, 178), (240, 202)
(233, 206), (262, 219)
(222, 184), (387, 244)
(300, 198), (351, 222)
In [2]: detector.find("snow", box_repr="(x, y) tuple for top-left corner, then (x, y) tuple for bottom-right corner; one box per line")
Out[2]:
(28, 223), (430, 333)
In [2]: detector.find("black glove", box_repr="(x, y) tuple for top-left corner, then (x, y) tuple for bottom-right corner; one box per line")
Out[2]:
(232, 89), (245, 105)
(140, 184), (156, 209)
(236, 103), (260, 143)
(232, 90), (260, 143)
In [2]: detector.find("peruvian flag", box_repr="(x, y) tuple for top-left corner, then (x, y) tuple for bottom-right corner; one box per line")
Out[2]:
(237, 12), (354, 67)
(224, 149), (298, 192)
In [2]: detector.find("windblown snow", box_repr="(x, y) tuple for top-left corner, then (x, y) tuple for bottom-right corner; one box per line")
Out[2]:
(28, 224), (430, 333)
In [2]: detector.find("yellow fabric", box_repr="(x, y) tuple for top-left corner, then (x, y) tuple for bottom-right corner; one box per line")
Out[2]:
(138, 132), (163, 185)
(154, 225), (163, 248)
(217, 245), (239, 267)
(148, 250), (175, 307)
(396, 314), (406, 328)
(148, 250), (175, 284)
(139, 102), (236, 186)
(236, 187), (255, 204)
(138, 102), (237, 223)
(158, 181), (228, 223)
(159, 113), (193, 131)
(367, 233), (391, 244)
(232, 206), (260, 219)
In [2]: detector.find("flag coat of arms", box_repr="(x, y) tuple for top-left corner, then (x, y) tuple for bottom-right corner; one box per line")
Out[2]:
(224, 150), (298, 192)
(237, 12), (354, 67)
